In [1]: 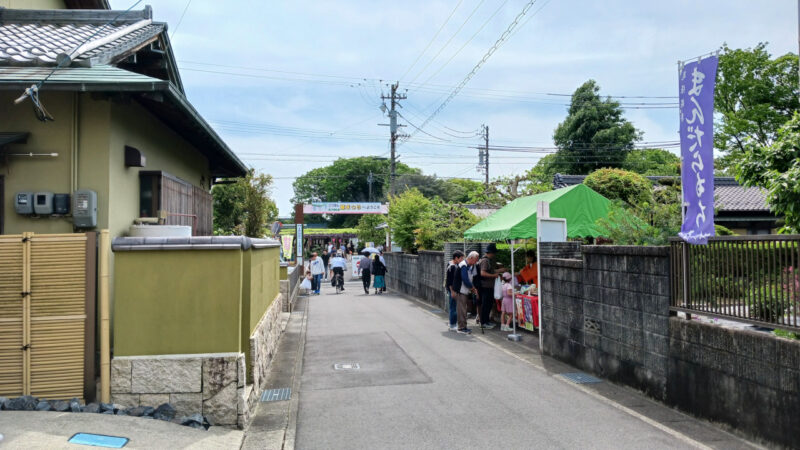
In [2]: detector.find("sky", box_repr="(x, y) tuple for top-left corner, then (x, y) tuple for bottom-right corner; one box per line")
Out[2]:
(113, 0), (799, 216)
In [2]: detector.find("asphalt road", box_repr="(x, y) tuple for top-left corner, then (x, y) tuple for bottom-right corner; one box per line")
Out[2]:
(294, 276), (719, 450)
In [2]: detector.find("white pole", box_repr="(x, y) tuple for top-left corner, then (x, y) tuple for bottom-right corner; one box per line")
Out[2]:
(678, 60), (685, 227)
(537, 236), (543, 351)
(511, 241), (516, 336)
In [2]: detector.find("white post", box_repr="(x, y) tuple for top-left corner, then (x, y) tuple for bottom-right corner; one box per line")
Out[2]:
(537, 236), (543, 352)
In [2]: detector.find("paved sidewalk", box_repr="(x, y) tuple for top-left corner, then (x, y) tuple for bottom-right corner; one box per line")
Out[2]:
(0, 411), (243, 449)
(291, 277), (761, 450)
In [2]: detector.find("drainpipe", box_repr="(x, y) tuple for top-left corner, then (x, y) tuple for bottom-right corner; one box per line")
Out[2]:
(98, 230), (110, 403)
(71, 93), (79, 193)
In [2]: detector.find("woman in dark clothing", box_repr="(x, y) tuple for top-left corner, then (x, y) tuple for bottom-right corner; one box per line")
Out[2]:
(370, 254), (386, 295)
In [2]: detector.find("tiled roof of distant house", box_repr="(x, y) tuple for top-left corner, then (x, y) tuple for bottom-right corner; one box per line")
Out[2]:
(552, 174), (770, 213)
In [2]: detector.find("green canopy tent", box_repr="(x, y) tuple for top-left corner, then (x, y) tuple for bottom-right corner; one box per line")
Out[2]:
(463, 184), (611, 342)
(463, 184), (611, 241)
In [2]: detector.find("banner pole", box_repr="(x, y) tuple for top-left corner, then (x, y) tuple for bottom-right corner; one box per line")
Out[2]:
(678, 60), (685, 229)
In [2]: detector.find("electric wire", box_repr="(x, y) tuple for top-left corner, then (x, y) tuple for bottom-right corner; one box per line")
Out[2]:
(399, 0), (465, 81)
(170, 0), (193, 39)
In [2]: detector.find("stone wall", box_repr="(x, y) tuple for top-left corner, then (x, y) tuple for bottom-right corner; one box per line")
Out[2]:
(111, 293), (286, 429)
(111, 353), (246, 427)
(384, 251), (446, 309)
(541, 246), (672, 400)
(280, 265), (301, 312)
(668, 318), (800, 448)
(538, 241), (581, 259)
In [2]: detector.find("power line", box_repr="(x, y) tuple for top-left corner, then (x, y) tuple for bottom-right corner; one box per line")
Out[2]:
(399, 0), (465, 81)
(407, 0), (488, 86)
(418, 0), (511, 89)
(405, 0), (546, 140)
(170, 0), (193, 39)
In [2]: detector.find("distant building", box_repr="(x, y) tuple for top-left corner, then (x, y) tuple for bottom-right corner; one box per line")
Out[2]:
(553, 174), (780, 235)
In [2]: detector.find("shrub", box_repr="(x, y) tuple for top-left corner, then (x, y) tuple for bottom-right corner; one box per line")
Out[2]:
(584, 168), (653, 206)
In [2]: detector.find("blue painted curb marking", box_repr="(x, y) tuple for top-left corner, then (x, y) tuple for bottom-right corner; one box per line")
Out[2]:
(68, 433), (129, 448)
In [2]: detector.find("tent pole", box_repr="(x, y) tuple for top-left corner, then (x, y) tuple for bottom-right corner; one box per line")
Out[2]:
(508, 241), (521, 341)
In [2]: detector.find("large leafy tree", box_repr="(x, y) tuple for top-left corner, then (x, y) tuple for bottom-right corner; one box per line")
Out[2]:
(623, 148), (680, 176)
(714, 43), (799, 170)
(212, 169), (278, 237)
(291, 156), (418, 204)
(356, 214), (386, 245)
(737, 112), (800, 232)
(553, 80), (641, 174)
(388, 188), (431, 253)
(415, 199), (479, 251)
(584, 168), (653, 207)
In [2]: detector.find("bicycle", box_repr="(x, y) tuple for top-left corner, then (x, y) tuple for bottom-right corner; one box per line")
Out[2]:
(332, 267), (344, 294)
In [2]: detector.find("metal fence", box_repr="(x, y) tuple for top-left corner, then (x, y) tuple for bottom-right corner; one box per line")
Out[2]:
(670, 235), (800, 331)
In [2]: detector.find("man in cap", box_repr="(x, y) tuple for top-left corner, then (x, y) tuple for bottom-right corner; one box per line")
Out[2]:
(477, 243), (500, 329)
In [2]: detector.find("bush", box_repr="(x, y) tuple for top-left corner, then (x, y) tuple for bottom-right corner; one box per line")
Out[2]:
(584, 168), (653, 206)
(388, 189), (431, 253)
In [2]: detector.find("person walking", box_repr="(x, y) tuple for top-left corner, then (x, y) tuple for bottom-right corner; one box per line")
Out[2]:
(445, 250), (465, 331)
(329, 251), (347, 291)
(371, 253), (386, 295)
(360, 252), (372, 294)
(321, 249), (331, 280)
(477, 243), (500, 329)
(378, 251), (387, 292)
(309, 252), (325, 295)
(455, 251), (479, 334)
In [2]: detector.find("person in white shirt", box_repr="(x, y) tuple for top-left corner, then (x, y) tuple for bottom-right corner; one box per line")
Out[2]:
(329, 252), (348, 291)
(309, 252), (325, 295)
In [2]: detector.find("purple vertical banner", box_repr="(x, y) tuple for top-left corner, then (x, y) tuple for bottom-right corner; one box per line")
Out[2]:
(679, 56), (718, 245)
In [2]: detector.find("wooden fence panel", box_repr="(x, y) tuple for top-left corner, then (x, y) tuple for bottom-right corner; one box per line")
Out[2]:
(193, 186), (213, 236)
(0, 235), (24, 397)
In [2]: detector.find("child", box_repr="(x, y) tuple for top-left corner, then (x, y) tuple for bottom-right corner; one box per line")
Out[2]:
(300, 270), (313, 295)
(500, 272), (514, 331)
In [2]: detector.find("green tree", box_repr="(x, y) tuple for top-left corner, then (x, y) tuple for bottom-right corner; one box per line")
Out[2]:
(388, 188), (431, 253)
(212, 169), (278, 237)
(623, 148), (680, 176)
(356, 214), (386, 245)
(714, 43), (799, 157)
(584, 168), (653, 207)
(415, 199), (480, 250)
(736, 112), (800, 232)
(553, 80), (641, 174)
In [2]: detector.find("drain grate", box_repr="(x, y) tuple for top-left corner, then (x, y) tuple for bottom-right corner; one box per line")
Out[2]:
(260, 388), (292, 402)
(333, 363), (360, 370)
(560, 372), (602, 384)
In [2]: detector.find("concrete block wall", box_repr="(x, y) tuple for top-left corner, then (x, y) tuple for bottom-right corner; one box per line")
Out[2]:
(539, 241), (582, 259)
(668, 318), (800, 448)
(541, 246), (671, 400)
(384, 251), (446, 309)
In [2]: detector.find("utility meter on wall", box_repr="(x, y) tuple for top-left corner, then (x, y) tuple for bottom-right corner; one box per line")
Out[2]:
(73, 189), (97, 228)
(15, 192), (33, 214)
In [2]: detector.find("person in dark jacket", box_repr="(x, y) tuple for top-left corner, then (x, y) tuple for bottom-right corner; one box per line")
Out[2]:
(454, 251), (480, 334)
(360, 252), (372, 294)
(371, 253), (386, 295)
(445, 250), (465, 331)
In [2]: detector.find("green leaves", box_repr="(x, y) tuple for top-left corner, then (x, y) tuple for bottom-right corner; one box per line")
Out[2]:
(212, 170), (278, 237)
(356, 214), (386, 245)
(584, 168), (653, 207)
(552, 79), (642, 174)
(736, 112), (800, 233)
(388, 188), (431, 253)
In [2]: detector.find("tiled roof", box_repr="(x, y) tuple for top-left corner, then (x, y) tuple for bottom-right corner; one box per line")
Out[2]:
(715, 185), (769, 212)
(553, 173), (771, 212)
(0, 7), (164, 67)
(0, 65), (166, 87)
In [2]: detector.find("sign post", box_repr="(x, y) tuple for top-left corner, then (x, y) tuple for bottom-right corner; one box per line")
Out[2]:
(536, 201), (567, 352)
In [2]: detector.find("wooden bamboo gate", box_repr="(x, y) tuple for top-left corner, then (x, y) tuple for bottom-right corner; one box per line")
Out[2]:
(0, 233), (95, 401)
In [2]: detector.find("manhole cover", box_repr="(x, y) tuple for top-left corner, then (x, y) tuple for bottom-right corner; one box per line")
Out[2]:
(560, 372), (602, 384)
(260, 388), (292, 402)
(334, 363), (360, 370)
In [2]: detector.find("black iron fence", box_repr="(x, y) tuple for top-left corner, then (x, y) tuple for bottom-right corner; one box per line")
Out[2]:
(670, 235), (800, 331)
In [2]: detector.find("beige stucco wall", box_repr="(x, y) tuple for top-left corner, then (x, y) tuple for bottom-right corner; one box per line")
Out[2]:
(107, 100), (211, 238)
(1, 91), (212, 238)
(0, 91), (111, 235)
(0, 0), (66, 9)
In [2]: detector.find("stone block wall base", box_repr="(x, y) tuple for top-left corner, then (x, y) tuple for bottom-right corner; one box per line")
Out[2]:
(250, 293), (285, 394)
(111, 352), (248, 429)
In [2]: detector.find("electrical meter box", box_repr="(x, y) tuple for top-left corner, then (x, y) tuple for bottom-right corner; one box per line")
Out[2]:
(33, 192), (54, 215)
(15, 192), (33, 214)
(73, 189), (97, 228)
(53, 193), (70, 215)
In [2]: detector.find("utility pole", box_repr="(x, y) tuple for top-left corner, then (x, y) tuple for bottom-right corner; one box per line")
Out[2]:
(381, 82), (406, 196)
(367, 171), (374, 202)
(483, 124), (489, 189)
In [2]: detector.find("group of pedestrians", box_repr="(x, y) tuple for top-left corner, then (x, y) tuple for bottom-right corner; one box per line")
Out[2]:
(307, 250), (348, 294)
(445, 243), (510, 334)
(360, 252), (386, 295)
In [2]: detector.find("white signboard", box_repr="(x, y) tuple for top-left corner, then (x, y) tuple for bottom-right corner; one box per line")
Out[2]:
(303, 202), (388, 215)
(536, 202), (568, 352)
(295, 224), (303, 266)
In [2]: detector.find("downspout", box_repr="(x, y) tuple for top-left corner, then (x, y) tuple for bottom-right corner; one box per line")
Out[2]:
(71, 93), (79, 193)
(98, 230), (110, 403)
